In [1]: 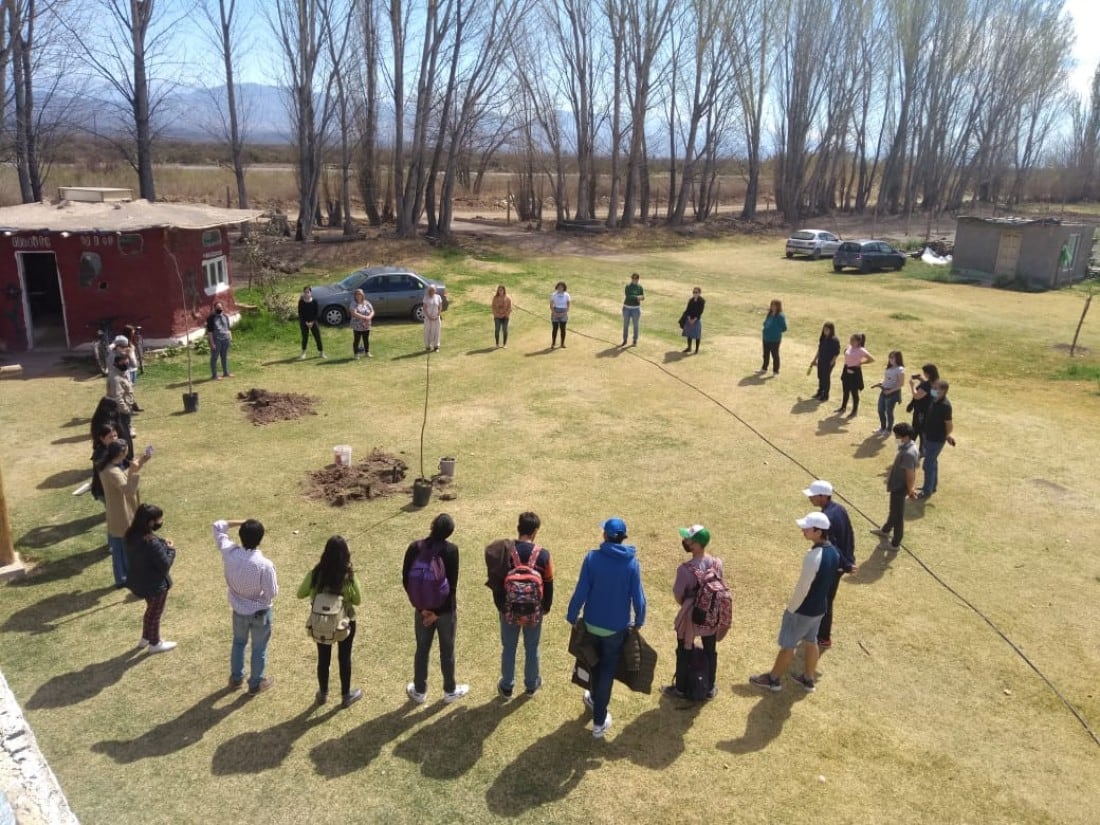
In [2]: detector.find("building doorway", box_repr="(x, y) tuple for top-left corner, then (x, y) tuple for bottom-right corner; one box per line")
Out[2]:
(17, 252), (67, 349)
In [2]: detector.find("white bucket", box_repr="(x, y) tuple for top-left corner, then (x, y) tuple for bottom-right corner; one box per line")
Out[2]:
(333, 445), (352, 467)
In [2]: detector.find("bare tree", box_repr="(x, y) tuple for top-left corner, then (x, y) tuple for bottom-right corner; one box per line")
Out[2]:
(355, 0), (382, 225)
(726, 0), (774, 219)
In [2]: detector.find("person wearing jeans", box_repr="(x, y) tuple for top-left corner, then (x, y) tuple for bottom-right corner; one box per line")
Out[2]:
(620, 272), (644, 346)
(214, 518), (279, 694)
(485, 512), (554, 697)
(205, 301), (233, 379)
(873, 350), (906, 435)
(919, 380), (955, 499)
(492, 285), (512, 348)
(566, 517), (647, 738)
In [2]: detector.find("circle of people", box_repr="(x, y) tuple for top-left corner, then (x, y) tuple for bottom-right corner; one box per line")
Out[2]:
(83, 271), (957, 738)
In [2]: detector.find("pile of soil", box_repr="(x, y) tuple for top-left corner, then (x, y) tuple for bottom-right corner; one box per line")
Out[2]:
(304, 450), (458, 507)
(237, 388), (319, 425)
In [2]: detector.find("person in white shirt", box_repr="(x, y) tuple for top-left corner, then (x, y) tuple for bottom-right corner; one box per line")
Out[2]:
(423, 286), (443, 351)
(550, 281), (571, 349)
(213, 519), (279, 695)
(872, 350), (906, 436)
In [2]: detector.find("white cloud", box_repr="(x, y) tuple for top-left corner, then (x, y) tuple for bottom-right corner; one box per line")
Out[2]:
(1066, 0), (1100, 98)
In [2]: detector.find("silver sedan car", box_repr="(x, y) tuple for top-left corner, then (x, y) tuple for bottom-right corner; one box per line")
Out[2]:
(309, 266), (449, 325)
(785, 229), (841, 260)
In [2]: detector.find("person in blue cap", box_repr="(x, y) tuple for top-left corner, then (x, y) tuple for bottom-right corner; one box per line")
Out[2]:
(566, 517), (647, 739)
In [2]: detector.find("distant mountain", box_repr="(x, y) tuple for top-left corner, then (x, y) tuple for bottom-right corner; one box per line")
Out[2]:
(164, 83), (291, 145)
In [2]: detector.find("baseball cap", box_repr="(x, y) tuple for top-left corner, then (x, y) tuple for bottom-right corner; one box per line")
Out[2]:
(678, 525), (711, 547)
(796, 512), (831, 531)
(112, 335), (130, 347)
(802, 480), (833, 498)
(602, 517), (627, 538)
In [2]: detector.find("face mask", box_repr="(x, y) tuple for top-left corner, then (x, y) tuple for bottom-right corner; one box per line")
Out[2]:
(930, 389), (941, 399)
(215, 307), (223, 314)
(681, 539), (693, 553)
(151, 522), (164, 532)
(896, 439), (906, 447)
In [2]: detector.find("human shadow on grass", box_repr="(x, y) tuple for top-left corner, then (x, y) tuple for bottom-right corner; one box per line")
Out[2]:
(853, 434), (888, 460)
(26, 649), (143, 710)
(16, 513), (105, 549)
(717, 684), (807, 755)
(392, 697), (522, 780)
(465, 346), (499, 355)
(61, 416), (90, 429)
(595, 346), (625, 359)
(485, 711), (604, 817)
(662, 350), (692, 364)
(523, 347), (557, 357)
(36, 468), (92, 490)
(847, 541), (898, 586)
(814, 415), (848, 437)
(259, 356), (311, 367)
(8, 544), (106, 585)
(1, 584), (115, 634)
(50, 433), (91, 445)
(390, 350), (432, 361)
(790, 397), (823, 415)
(93, 686), (248, 763)
(737, 374), (768, 387)
(212, 703), (338, 775)
(602, 698), (702, 769)
(309, 702), (444, 778)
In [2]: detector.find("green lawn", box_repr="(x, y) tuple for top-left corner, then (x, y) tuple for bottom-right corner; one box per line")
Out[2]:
(2, 236), (1099, 825)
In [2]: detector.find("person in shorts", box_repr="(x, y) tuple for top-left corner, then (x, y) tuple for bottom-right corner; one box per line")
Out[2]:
(749, 512), (839, 693)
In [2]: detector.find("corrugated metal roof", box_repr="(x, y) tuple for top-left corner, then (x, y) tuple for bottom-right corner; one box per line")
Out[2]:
(957, 215), (1091, 228)
(0, 199), (262, 232)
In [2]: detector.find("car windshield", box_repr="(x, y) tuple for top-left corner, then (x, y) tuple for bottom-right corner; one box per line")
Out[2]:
(792, 231), (815, 240)
(337, 271), (366, 290)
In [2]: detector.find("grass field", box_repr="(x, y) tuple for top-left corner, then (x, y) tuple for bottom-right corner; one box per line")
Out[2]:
(1, 233), (1099, 825)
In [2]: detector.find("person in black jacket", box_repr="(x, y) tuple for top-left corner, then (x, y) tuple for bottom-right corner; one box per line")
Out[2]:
(297, 286), (325, 360)
(680, 288), (705, 353)
(125, 503), (177, 654)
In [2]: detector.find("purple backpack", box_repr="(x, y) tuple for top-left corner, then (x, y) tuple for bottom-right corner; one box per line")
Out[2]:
(407, 540), (450, 610)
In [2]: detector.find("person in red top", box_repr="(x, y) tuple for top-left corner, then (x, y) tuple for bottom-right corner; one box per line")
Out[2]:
(484, 512), (554, 698)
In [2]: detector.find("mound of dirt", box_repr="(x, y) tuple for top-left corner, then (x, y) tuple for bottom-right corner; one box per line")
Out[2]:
(304, 450), (457, 506)
(238, 388), (319, 425)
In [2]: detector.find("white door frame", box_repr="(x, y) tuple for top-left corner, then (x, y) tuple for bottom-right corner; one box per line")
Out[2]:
(16, 251), (68, 350)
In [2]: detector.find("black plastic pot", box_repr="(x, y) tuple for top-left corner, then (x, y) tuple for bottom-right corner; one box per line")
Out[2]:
(182, 392), (199, 413)
(411, 478), (433, 507)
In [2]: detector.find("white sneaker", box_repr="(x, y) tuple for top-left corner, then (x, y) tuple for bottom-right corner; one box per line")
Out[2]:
(365, 352), (373, 358)
(354, 354), (362, 360)
(582, 690), (594, 710)
(443, 684), (470, 704)
(137, 638), (150, 650)
(592, 712), (613, 738)
(299, 351), (307, 360)
(148, 641), (177, 654)
(406, 682), (427, 704)
(320, 352), (327, 359)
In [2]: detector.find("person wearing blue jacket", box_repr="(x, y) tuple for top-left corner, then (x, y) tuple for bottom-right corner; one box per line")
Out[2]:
(566, 517), (647, 739)
(749, 512), (839, 694)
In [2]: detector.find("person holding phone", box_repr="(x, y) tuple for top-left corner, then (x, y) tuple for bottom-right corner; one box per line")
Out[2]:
(125, 503), (177, 653)
(97, 440), (152, 588)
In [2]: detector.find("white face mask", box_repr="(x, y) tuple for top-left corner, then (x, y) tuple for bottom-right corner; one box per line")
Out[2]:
(896, 439), (905, 447)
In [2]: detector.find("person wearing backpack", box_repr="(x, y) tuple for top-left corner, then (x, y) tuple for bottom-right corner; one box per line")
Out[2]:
(565, 517), (647, 739)
(485, 512), (555, 698)
(664, 525), (728, 701)
(297, 536), (363, 709)
(402, 513), (468, 704)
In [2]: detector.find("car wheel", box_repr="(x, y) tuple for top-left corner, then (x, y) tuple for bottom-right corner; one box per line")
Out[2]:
(833, 264), (842, 273)
(322, 305), (347, 326)
(810, 248), (821, 260)
(411, 303), (426, 322)
(785, 252), (794, 259)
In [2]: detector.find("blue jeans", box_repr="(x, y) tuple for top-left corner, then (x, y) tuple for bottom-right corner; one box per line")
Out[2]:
(107, 534), (128, 587)
(231, 608), (273, 689)
(878, 391), (901, 431)
(494, 317), (509, 346)
(210, 338), (231, 378)
(589, 629), (627, 726)
(622, 306), (640, 343)
(921, 440), (945, 497)
(413, 610), (456, 695)
(499, 614), (542, 692)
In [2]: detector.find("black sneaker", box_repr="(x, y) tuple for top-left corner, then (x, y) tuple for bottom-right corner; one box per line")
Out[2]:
(749, 673), (782, 692)
(792, 673), (816, 693)
(497, 681), (513, 699)
(661, 685), (688, 699)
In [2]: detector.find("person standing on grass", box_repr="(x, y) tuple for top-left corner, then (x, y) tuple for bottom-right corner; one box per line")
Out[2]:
(298, 536), (363, 709)
(213, 518), (278, 695)
(403, 513), (468, 705)
(664, 525), (725, 701)
(125, 503), (176, 654)
(350, 289), (375, 359)
(484, 511), (554, 698)
(565, 517), (647, 739)
(423, 285), (443, 352)
(749, 512), (838, 693)
(837, 333), (874, 418)
(808, 322), (840, 402)
(297, 286), (325, 360)
(98, 440), (151, 589)
(758, 299), (787, 375)
(873, 423), (920, 550)
(206, 300), (233, 380)
(802, 480), (856, 648)
(919, 380), (955, 500)
(872, 350), (906, 435)
(107, 354), (138, 441)
(908, 363), (939, 454)
(492, 285), (512, 348)
(680, 287), (705, 353)
(621, 272), (644, 347)
(90, 423), (125, 504)
(550, 281), (571, 348)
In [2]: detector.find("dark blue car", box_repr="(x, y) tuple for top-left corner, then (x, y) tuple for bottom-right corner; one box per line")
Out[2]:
(833, 240), (907, 273)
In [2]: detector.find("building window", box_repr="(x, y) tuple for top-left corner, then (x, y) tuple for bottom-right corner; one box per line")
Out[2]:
(78, 252), (102, 287)
(202, 229), (223, 247)
(202, 255), (228, 295)
(119, 234), (143, 255)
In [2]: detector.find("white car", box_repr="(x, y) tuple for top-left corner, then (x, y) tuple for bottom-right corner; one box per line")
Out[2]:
(785, 229), (841, 260)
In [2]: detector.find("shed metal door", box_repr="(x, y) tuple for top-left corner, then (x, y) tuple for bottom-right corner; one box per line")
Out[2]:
(994, 231), (1022, 277)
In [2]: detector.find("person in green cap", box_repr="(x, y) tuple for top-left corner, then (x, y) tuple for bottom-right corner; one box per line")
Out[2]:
(620, 272), (645, 346)
(665, 524), (729, 700)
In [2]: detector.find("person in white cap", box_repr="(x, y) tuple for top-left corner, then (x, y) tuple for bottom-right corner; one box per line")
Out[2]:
(749, 512), (840, 693)
(802, 480), (856, 648)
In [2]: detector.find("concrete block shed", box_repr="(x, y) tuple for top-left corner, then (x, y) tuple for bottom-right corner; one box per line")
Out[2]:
(0, 188), (258, 353)
(951, 215), (1095, 290)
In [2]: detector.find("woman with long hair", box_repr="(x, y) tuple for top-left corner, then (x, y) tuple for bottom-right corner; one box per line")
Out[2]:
(97, 439), (151, 588)
(492, 285), (512, 348)
(909, 362), (940, 452)
(836, 333), (874, 418)
(872, 350), (906, 435)
(298, 536), (363, 708)
(808, 322), (840, 402)
(759, 299), (787, 375)
(680, 287), (705, 353)
(350, 288), (375, 359)
(124, 503), (176, 653)
(550, 282), (571, 349)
